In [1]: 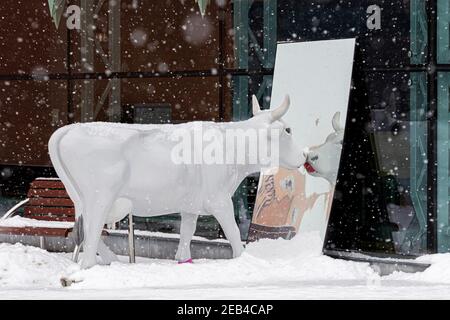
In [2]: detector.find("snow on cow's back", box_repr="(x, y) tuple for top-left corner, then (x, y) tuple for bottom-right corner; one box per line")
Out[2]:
(55, 121), (185, 160)
(62, 121), (224, 143)
(56, 124), (136, 161)
(75, 121), (219, 132)
(71, 122), (159, 141)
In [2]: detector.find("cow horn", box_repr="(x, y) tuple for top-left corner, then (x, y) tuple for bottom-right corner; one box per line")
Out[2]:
(271, 95), (290, 121)
(252, 95), (261, 116)
(332, 112), (343, 132)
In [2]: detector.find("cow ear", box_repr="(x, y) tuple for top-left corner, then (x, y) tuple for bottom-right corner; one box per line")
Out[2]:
(252, 95), (261, 116)
(332, 112), (343, 132)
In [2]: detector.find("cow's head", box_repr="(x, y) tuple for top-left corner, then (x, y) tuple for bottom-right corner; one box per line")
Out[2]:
(303, 112), (344, 184)
(250, 95), (305, 170)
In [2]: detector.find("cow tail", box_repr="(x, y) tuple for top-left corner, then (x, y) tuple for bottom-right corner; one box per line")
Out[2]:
(48, 125), (84, 246)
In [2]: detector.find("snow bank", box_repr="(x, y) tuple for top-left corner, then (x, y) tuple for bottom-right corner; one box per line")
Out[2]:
(387, 253), (450, 284)
(5, 232), (450, 299)
(0, 243), (73, 289)
(0, 232), (374, 293)
(64, 232), (374, 290)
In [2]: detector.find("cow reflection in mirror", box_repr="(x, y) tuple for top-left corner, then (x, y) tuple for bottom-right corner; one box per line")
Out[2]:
(303, 112), (345, 185)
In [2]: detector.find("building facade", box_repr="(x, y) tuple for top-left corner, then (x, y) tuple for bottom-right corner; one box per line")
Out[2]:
(0, 0), (448, 258)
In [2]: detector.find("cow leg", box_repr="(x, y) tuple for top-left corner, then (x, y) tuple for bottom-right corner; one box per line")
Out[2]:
(97, 239), (118, 265)
(80, 196), (116, 269)
(207, 198), (244, 258)
(175, 213), (198, 262)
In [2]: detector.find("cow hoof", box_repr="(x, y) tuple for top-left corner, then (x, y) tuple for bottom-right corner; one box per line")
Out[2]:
(232, 246), (245, 258)
(178, 258), (193, 264)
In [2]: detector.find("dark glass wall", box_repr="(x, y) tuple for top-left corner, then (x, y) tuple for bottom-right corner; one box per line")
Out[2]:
(276, 0), (431, 257)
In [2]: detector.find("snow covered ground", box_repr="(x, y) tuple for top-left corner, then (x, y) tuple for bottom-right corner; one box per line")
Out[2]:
(1, 232), (450, 299)
(0, 215), (74, 229)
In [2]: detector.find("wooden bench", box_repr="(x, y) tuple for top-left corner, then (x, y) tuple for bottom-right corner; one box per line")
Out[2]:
(0, 178), (133, 262)
(0, 178), (111, 241)
(25, 178), (75, 222)
(0, 178), (76, 238)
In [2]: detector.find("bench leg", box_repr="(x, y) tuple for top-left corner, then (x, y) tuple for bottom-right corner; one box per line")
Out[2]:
(128, 213), (135, 263)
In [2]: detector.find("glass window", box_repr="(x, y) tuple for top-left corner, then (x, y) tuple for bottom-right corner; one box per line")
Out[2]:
(273, 0), (431, 257)
(325, 72), (428, 256)
(438, 73), (450, 252)
(278, 0), (414, 68)
(438, 0), (450, 64)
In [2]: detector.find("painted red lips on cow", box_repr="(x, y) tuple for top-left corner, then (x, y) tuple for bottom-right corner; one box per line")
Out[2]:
(304, 162), (316, 174)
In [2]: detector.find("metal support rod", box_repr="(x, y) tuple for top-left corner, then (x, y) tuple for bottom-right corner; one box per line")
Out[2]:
(108, 0), (121, 122)
(128, 213), (136, 263)
(67, 25), (73, 124)
(218, 7), (225, 121)
(72, 244), (81, 262)
(1, 198), (29, 220)
(0, 68), (276, 81)
(80, 0), (95, 122)
(427, 0), (438, 253)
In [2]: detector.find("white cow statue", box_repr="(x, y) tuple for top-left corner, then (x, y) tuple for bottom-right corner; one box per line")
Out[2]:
(48, 95), (305, 269)
(303, 112), (345, 185)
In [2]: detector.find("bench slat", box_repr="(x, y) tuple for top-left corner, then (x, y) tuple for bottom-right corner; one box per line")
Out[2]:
(30, 180), (66, 189)
(24, 215), (75, 222)
(28, 198), (74, 207)
(24, 207), (75, 216)
(27, 189), (69, 199)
